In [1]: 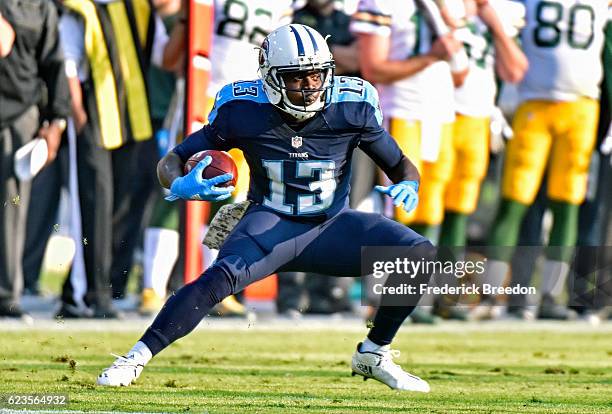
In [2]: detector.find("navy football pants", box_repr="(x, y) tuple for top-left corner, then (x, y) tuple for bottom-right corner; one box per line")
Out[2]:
(141, 204), (432, 355)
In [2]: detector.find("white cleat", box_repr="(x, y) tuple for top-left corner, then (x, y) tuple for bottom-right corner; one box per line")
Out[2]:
(351, 343), (430, 392)
(97, 353), (144, 387)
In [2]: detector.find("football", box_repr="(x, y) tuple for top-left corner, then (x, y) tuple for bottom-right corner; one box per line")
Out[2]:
(184, 150), (238, 187)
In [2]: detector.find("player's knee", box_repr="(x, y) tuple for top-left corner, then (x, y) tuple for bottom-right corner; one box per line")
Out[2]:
(409, 241), (437, 284)
(195, 254), (249, 299)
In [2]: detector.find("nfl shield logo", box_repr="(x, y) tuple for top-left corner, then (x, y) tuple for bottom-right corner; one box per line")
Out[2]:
(291, 136), (303, 149)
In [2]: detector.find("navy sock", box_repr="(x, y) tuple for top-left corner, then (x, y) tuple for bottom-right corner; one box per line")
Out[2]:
(367, 305), (416, 346)
(140, 265), (233, 356)
(367, 241), (435, 346)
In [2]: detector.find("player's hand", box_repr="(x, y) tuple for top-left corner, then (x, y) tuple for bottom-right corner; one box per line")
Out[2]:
(165, 156), (234, 202)
(37, 121), (64, 165)
(489, 106), (513, 154)
(429, 34), (462, 61)
(375, 180), (419, 213)
(0, 12), (15, 58)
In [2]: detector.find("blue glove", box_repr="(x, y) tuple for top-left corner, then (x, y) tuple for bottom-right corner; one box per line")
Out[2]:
(375, 180), (419, 213)
(165, 156), (234, 202)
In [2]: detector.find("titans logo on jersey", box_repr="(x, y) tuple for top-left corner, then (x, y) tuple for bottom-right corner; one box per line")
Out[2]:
(173, 76), (403, 220)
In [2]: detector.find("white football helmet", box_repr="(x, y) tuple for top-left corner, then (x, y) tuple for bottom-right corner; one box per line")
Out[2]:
(258, 24), (335, 121)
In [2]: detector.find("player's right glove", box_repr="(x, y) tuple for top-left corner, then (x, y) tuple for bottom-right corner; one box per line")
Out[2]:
(165, 156), (234, 202)
(375, 180), (419, 213)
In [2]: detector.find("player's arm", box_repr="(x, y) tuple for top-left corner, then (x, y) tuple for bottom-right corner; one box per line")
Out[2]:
(477, 0), (527, 83)
(360, 129), (420, 185)
(158, 121), (231, 177)
(358, 98), (420, 212)
(157, 126), (234, 201)
(157, 151), (183, 190)
(356, 33), (445, 84)
(600, 20), (612, 162)
(362, 130), (421, 213)
(157, 98), (234, 201)
(351, 2), (459, 84)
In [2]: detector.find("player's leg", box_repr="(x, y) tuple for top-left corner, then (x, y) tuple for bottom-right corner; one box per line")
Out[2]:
(140, 198), (179, 315)
(435, 115), (489, 319)
(389, 118), (422, 226)
(492, 101), (552, 252)
(410, 122), (455, 241)
(440, 114), (489, 247)
(294, 210), (434, 391)
(384, 119), (437, 323)
(538, 98), (598, 318)
(97, 205), (316, 386)
(474, 101), (553, 318)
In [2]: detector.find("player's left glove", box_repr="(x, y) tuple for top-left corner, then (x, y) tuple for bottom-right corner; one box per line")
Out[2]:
(375, 180), (419, 213)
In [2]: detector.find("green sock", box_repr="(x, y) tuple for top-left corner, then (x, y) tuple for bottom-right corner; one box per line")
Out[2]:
(439, 211), (467, 247)
(410, 224), (438, 243)
(547, 200), (579, 262)
(150, 197), (180, 230)
(487, 199), (529, 261)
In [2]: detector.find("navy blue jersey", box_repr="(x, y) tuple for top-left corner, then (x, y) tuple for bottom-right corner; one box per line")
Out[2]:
(173, 76), (404, 220)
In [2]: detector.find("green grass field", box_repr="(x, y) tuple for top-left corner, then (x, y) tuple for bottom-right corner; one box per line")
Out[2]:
(0, 327), (611, 413)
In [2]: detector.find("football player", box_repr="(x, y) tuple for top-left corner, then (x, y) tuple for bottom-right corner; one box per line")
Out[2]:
(97, 24), (435, 392)
(439, 0), (527, 248)
(477, 0), (611, 318)
(351, 0), (467, 241)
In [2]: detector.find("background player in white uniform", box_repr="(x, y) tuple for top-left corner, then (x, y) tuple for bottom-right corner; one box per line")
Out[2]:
(351, 0), (467, 244)
(438, 0), (527, 248)
(430, 0), (527, 319)
(479, 0), (611, 318)
(351, 0), (467, 323)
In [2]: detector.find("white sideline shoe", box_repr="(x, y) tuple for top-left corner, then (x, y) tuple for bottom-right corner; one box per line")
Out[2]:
(97, 353), (144, 386)
(351, 343), (430, 392)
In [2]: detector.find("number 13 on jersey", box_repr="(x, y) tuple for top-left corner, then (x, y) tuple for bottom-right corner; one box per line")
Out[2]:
(262, 160), (337, 215)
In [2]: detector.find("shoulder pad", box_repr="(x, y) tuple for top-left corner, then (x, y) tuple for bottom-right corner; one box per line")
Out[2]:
(330, 76), (383, 125)
(209, 80), (269, 123)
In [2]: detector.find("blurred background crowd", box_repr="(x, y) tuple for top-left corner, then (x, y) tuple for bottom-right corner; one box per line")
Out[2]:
(0, 0), (610, 325)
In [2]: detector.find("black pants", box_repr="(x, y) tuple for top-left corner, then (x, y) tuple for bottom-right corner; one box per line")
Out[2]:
(110, 138), (160, 298)
(62, 119), (159, 307)
(0, 106), (39, 306)
(62, 121), (113, 308)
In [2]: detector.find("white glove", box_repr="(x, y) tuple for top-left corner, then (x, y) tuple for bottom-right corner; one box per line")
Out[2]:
(489, 107), (513, 154)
